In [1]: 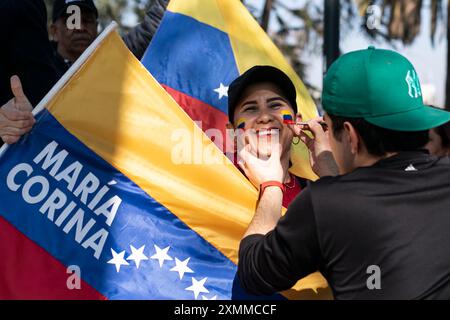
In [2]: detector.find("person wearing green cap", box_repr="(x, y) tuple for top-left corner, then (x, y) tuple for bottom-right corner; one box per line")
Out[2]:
(237, 47), (450, 299)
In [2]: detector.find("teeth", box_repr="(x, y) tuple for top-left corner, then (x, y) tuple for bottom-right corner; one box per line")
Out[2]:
(258, 129), (279, 136)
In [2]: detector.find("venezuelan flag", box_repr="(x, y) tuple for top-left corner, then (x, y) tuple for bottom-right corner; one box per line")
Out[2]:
(0, 25), (261, 299)
(236, 118), (246, 130)
(142, 0), (319, 181)
(281, 110), (294, 123)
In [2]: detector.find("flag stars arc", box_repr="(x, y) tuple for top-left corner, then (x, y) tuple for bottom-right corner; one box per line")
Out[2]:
(107, 244), (215, 299)
(170, 257), (194, 280)
(185, 277), (209, 300)
(107, 248), (129, 272)
(150, 245), (173, 267)
(126, 245), (149, 268)
(214, 83), (229, 99)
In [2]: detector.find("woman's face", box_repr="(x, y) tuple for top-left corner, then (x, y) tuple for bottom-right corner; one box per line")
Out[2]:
(426, 128), (449, 157)
(232, 82), (295, 159)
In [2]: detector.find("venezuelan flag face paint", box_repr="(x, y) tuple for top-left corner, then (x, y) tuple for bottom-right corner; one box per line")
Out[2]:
(236, 118), (246, 129)
(281, 110), (295, 124)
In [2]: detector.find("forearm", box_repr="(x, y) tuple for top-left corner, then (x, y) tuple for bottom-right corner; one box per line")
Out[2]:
(243, 187), (283, 238)
(314, 150), (340, 177)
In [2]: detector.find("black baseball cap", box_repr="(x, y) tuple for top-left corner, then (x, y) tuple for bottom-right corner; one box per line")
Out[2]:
(227, 66), (298, 123)
(52, 0), (98, 23)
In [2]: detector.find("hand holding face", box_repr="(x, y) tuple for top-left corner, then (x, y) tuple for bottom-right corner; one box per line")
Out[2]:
(238, 129), (284, 189)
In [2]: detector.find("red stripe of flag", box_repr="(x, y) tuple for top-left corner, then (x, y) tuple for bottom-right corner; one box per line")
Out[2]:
(0, 216), (106, 300)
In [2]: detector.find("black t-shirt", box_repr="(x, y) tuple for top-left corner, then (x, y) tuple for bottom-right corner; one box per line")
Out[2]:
(238, 151), (450, 299)
(0, 0), (60, 107)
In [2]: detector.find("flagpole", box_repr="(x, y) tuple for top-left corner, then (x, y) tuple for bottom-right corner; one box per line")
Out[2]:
(0, 21), (118, 159)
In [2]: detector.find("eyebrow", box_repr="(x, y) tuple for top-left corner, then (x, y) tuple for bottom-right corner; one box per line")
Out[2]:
(267, 97), (289, 104)
(240, 96), (289, 109)
(241, 100), (258, 108)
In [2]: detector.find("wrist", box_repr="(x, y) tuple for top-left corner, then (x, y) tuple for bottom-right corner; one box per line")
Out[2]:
(258, 181), (285, 200)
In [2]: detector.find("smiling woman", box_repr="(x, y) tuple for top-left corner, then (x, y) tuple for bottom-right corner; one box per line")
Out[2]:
(226, 65), (338, 206)
(226, 66), (305, 204)
(226, 65), (334, 300)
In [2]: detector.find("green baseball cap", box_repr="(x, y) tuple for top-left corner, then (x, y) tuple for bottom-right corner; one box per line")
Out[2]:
(322, 46), (450, 131)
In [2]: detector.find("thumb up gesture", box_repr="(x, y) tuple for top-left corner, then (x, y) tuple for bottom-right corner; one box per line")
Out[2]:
(1, 76), (35, 145)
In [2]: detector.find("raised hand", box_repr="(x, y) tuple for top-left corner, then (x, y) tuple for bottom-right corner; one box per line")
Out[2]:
(0, 76), (35, 145)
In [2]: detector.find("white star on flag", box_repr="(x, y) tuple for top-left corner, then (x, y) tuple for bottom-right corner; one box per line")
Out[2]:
(150, 245), (173, 267)
(214, 83), (229, 99)
(202, 295), (217, 300)
(170, 257), (194, 280)
(127, 245), (148, 268)
(107, 248), (129, 273)
(185, 277), (209, 300)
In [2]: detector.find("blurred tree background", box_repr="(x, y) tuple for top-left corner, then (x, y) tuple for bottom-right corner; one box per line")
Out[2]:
(43, 0), (448, 108)
(352, 0), (449, 108)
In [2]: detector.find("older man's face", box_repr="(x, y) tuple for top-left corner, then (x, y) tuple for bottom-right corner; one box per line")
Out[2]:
(51, 9), (98, 62)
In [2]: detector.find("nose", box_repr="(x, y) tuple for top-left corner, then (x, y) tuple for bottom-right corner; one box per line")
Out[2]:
(255, 108), (275, 124)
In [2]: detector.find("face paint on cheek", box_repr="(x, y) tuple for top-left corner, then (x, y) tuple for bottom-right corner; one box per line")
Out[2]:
(237, 118), (247, 129)
(281, 110), (295, 124)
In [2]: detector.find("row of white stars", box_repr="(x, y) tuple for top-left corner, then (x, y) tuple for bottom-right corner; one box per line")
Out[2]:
(107, 244), (217, 300)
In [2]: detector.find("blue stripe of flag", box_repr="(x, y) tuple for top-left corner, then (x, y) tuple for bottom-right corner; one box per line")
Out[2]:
(0, 109), (237, 300)
(141, 11), (240, 115)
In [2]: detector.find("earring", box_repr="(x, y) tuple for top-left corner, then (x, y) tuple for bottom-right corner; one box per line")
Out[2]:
(292, 137), (300, 145)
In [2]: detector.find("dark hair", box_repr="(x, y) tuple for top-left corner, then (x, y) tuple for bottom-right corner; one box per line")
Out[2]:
(328, 114), (429, 156)
(434, 122), (450, 148)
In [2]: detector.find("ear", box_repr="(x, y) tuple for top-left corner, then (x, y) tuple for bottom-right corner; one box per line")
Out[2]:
(343, 122), (360, 155)
(444, 146), (450, 157)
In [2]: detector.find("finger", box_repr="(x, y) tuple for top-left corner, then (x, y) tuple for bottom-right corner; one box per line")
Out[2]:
(9, 118), (35, 129)
(269, 132), (282, 159)
(2, 107), (34, 121)
(305, 118), (326, 140)
(245, 130), (258, 157)
(1, 125), (33, 136)
(241, 143), (262, 168)
(238, 143), (251, 166)
(269, 140), (282, 161)
(237, 157), (248, 176)
(299, 131), (314, 149)
(10, 75), (30, 105)
(1, 135), (20, 145)
(287, 123), (301, 136)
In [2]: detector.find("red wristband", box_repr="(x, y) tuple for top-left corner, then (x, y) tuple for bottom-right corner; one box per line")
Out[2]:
(258, 181), (285, 200)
